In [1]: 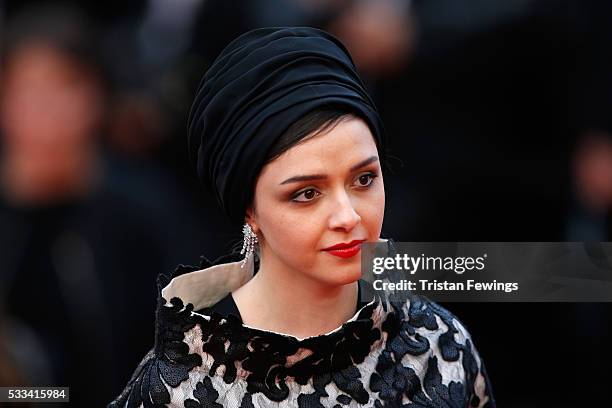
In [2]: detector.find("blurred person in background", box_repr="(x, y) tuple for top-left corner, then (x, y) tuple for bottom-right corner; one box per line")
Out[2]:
(0, 5), (195, 405)
(569, 130), (612, 240)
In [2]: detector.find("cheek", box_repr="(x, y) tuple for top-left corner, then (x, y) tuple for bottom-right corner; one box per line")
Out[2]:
(260, 206), (322, 260)
(358, 183), (385, 234)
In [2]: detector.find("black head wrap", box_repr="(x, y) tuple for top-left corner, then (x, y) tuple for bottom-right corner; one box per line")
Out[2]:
(188, 27), (385, 225)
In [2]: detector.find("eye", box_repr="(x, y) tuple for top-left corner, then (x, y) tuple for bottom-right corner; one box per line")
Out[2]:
(292, 188), (321, 202)
(354, 172), (377, 187)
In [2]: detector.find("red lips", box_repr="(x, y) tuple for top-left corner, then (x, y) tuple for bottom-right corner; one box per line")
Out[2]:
(323, 239), (366, 259)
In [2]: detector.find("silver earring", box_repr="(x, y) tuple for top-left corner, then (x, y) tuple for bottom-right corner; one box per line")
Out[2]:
(240, 223), (258, 268)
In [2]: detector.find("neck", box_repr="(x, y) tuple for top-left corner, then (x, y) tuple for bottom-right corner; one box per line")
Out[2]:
(233, 258), (359, 339)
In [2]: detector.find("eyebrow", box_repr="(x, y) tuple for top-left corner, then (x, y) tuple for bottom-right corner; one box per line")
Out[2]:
(279, 156), (379, 185)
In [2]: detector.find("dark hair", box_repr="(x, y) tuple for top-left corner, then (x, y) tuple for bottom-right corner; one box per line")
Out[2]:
(265, 107), (357, 164)
(2, 5), (102, 78)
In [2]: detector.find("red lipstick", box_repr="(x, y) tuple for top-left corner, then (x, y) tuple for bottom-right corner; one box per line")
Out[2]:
(323, 239), (366, 259)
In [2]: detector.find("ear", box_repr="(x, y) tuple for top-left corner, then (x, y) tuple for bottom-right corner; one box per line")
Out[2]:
(245, 207), (259, 234)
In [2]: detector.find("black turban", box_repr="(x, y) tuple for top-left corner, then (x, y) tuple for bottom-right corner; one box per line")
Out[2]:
(188, 27), (385, 225)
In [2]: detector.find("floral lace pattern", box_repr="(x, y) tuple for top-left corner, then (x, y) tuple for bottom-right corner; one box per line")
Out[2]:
(109, 257), (495, 408)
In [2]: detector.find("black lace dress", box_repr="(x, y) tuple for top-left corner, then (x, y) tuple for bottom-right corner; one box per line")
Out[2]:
(109, 250), (496, 407)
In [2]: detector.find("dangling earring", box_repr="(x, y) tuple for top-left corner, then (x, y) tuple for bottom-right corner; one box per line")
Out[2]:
(240, 223), (258, 268)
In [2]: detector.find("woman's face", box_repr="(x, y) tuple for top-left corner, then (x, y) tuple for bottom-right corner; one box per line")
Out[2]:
(247, 116), (385, 287)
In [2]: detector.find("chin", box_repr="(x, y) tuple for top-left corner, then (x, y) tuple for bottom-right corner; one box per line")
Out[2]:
(325, 259), (362, 286)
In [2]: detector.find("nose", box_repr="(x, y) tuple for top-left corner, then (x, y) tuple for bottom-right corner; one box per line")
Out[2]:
(328, 190), (361, 231)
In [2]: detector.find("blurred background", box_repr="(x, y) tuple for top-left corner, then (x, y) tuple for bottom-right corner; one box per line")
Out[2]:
(1, 0), (610, 406)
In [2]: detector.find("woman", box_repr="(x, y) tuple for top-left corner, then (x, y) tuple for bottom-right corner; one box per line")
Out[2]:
(109, 27), (495, 407)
